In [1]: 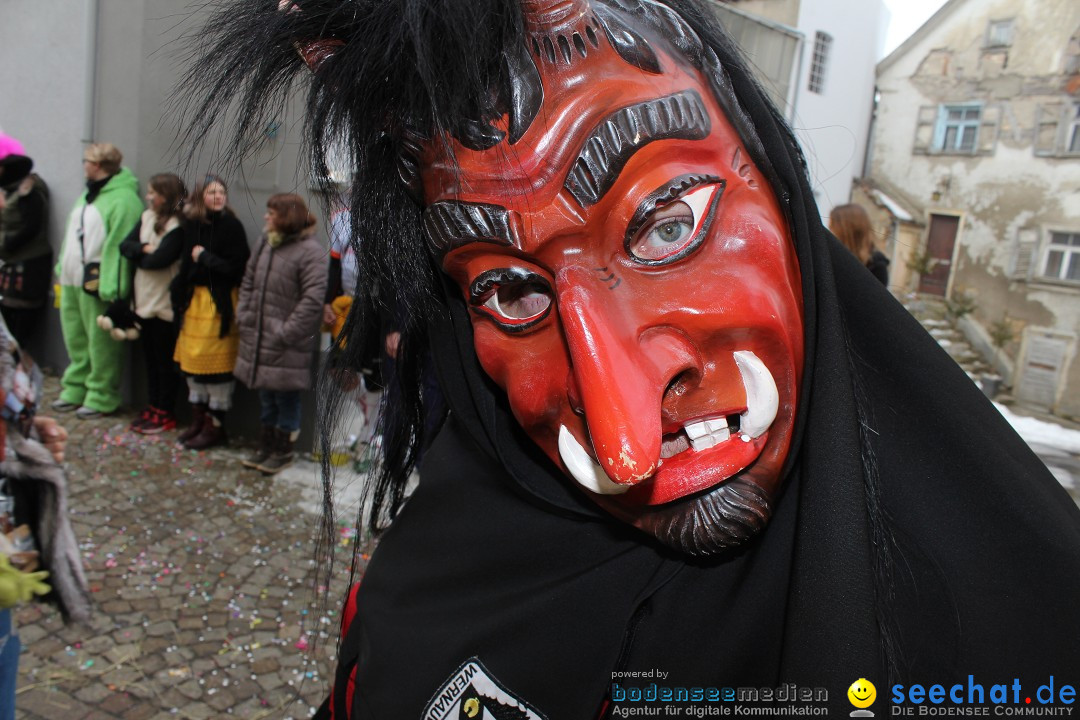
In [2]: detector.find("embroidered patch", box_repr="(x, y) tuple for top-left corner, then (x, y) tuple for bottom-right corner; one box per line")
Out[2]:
(422, 657), (548, 720)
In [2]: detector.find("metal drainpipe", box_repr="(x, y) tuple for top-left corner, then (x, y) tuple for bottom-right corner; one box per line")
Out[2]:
(82, 0), (100, 144)
(861, 86), (880, 181)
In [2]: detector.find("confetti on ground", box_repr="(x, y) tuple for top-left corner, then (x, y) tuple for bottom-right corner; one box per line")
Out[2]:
(14, 374), (375, 719)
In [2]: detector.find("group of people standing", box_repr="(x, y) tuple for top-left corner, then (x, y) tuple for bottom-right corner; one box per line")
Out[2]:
(38, 142), (328, 473)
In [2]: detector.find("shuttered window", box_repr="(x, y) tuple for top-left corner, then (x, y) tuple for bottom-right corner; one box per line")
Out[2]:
(915, 103), (999, 155)
(1034, 103), (1080, 157)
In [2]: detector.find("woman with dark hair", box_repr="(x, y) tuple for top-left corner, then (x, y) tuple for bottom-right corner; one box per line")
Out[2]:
(181, 0), (1080, 715)
(119, 173), (188, 433)
(829, 203), (889, 285)
(234, 193), (326, 474)
(171, 176), (249, 449)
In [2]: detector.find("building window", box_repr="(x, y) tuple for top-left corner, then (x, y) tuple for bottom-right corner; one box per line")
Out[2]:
(986, 19), (1014, 47)
(915, 103), (999, 155)
(1034, 102), (1080, 157)
(808, 32), (831, 94)
(936, 104), (982, 153)
(1042, 232), (1080, 283)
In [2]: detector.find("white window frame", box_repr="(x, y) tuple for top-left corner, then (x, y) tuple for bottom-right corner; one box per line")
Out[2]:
(1041, 231), (1080, 284)
(808, 31), (831, 95)
(985, 19), (1014, 48)
(934, 103), (983, 154)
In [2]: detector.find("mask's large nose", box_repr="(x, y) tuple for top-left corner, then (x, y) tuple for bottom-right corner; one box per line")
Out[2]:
(556, 266), (699, 485)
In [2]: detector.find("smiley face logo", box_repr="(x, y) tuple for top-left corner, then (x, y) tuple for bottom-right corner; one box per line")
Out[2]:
(848, 678), (877, 709)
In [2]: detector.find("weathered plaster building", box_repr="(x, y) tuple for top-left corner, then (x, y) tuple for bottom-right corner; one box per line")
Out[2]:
(869, 0), (1080, 417)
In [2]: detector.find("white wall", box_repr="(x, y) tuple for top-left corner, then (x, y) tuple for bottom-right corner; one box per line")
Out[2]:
(0, 1), (96, 368)
(789, 0), (888, 221)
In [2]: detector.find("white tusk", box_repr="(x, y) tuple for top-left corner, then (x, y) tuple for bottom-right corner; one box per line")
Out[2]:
(733, 351), (778, 439)
(558, 425), (630, 495)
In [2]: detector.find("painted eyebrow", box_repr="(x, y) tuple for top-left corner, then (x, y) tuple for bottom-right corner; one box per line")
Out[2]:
(563, 89), (711, 207)
(424, 201), (517, 258)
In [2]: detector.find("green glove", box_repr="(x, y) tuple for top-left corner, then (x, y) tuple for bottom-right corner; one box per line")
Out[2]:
(0, 554), (50, 608)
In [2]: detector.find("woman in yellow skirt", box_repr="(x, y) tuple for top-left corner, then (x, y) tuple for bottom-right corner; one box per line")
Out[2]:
(170, 176), (249, 449)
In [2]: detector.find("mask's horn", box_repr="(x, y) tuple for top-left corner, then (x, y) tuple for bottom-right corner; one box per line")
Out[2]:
(521, 0), (595, 34)
(521, 0), (604, 68)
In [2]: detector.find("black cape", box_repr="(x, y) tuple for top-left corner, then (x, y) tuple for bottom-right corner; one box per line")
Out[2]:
(327, 6), (1080, 720)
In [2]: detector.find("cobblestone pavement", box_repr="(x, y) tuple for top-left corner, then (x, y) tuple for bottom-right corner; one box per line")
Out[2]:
(13, 376), (373, 720)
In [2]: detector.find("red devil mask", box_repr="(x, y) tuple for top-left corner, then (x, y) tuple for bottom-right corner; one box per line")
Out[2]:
(417, 0), (804, 555)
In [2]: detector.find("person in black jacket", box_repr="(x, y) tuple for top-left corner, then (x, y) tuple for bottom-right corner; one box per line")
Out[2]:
(170, 176), (249, 450)
(0, 154), (51, 348)
(118, 173), (187, 434)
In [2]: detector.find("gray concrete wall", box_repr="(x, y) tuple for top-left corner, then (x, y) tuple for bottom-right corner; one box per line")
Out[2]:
(1, 1), (328, 444)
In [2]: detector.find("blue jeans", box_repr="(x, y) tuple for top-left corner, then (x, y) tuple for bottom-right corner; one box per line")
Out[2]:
(0, 608), (18, 720)
(258, 390), (302, 432)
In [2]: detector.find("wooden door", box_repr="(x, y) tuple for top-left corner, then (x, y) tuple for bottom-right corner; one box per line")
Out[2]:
(919, 214), (959, 296)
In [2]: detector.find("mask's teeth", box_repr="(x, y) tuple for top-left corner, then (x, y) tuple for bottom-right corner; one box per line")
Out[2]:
(558, 425), (630, 495)
(684, 420), (709, 440)
(688, 433), (716, 452)
(733, 350), (778, 439)
(705, 418), (727, 433)
(684, 416), (734, 453)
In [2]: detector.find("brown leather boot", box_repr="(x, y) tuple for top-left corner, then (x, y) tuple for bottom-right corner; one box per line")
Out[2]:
(258, 428), (297, 475)
(178, 403), (208, 443)
(185, 411), (227, 450)
(242, 425), (276, 469)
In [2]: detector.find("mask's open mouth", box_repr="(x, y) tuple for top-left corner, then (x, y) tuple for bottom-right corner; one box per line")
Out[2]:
(559, 350), (779, 501)
(661, 414), (741, 457)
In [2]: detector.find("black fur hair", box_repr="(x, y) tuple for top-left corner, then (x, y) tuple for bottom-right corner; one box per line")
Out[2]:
(174, 0), (532, 588)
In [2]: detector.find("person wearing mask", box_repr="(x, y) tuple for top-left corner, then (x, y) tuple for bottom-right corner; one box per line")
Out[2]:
(118, 173), (187, 434)
(171, 176), (249, 450)
(0, 312), (89, 720)
(188, 0), (1080, 714)
(829, 203), (889, 286)
(0, 154), (51, 348)
(235, 193), (327, 474)
(53, 143), (142, 419)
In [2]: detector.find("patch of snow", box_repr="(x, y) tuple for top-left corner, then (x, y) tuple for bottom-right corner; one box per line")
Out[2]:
(1048, 466), (1075, 489)
(994, 402), (1080, 455)
(870, 188), (915, 223)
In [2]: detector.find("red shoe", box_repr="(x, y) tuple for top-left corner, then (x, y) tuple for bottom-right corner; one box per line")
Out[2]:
(142, 409), (177, 435)
(129, 407), (154, 433)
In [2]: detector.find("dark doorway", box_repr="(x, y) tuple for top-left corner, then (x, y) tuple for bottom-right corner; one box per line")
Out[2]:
(919, 213), (959, 296)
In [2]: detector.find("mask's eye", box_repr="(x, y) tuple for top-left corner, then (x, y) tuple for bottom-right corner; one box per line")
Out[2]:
(626, 179), (724, 265)
(469, 268), (553, 333)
